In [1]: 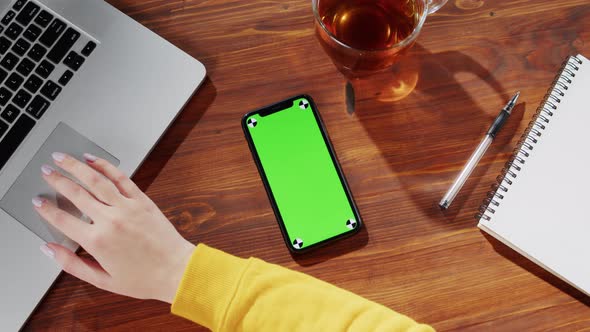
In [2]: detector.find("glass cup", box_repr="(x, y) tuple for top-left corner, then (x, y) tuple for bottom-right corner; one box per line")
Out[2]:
(428, 0), (449, 14)
(313, 0), (444, 78)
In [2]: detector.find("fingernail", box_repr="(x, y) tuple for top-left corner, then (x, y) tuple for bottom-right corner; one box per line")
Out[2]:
(41, 164), (55, 175)
(83, 153), (97, 163)
(52, 152), (65, 162)
(40, 244), (55, 259)
(32, 196), (44, 208)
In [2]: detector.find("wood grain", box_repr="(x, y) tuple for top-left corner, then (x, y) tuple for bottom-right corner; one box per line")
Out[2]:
(25, 0), (590, 330)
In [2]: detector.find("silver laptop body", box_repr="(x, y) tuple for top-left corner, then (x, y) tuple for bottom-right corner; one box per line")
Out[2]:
(0, 0), (206, 329)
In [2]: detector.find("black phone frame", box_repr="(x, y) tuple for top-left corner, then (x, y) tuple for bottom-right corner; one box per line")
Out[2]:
(241, 94), (363, 253)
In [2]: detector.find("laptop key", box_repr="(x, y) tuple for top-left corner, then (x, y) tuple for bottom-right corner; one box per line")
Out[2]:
(0, 120), (7, 138)
(0, 68), (7, 84)
(16, 57), (35, 76)
(1, 104), (20, 123)
(13, 0), (28, 11)
(47, 28), (80, 64)
(40, 80), (61, 100)
(0, 36), (12, 54)
(5, 72), (24, 91)
(15, 2), (40, 26)
(81, 41), (97, 57)
(64, 51), (85, 71)
(39, 18), (66, 47)
(34, 10), (53, 28)
(13, 89), (32, 108)
(11, 38), (31, 56)
(1, 52), (19, 71)
(24, 74), (42, 93)
(35, 59), (54, 78)
(5, 23), (23, 40)
(25, 95), (50, 119)
(0, 113), (35, 170)
(0, 87), (14, 106)
(58, 70), (73, 86)
(27, 43), (47, 62)
(23, 24), (42, 42)
(2, 11), (16, 25)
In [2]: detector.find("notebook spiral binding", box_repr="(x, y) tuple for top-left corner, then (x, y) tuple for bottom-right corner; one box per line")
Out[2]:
(476, 55), (584, 222)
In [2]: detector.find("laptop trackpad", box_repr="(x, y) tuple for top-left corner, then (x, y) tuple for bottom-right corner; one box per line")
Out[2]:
(0, 123), (119, 244)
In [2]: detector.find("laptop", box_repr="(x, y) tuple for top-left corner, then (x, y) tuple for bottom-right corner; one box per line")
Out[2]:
(0, 0), (206, 329)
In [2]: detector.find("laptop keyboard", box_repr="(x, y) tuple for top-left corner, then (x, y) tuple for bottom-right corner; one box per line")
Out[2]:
(0, 0), (97, 171)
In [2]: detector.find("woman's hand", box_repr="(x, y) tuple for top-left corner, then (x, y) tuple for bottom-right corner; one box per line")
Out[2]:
(33, 152), (195, 303)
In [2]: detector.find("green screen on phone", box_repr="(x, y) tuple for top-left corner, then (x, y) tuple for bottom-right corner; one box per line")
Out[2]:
(244, 96), (360, 251)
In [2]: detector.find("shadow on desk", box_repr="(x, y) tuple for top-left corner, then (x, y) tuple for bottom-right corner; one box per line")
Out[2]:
(482, 232), (590, 306)
(132, 78), (217, 192)
(351, 44), (524, 225)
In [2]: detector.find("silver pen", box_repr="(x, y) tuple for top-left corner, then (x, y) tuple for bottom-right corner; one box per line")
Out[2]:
(439, 92), (521, 210)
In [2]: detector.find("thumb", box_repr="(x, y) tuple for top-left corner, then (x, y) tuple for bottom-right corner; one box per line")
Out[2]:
(41, 243), (112, 291)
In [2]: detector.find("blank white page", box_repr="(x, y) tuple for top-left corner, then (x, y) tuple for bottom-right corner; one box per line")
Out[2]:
(479, 54), (590, 295)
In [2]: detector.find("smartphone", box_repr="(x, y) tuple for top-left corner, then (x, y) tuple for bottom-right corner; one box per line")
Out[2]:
(242, 95), (362, 253)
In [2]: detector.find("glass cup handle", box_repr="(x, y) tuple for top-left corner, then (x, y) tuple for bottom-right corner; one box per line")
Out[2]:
(427, 0), (448, 14)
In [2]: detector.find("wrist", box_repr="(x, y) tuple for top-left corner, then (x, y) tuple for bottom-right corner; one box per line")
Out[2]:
(159, 239), (196, 304)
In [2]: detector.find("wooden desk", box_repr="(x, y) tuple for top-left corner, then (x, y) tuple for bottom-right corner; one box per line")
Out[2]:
(26, 0), (590, 330)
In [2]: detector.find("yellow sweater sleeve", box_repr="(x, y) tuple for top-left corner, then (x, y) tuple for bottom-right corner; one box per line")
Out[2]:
(171, 244), (434, 332)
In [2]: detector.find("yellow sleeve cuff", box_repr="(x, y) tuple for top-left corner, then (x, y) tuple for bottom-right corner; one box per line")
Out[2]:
(171, 244), (434, 332)
(171, 244), (251, 330)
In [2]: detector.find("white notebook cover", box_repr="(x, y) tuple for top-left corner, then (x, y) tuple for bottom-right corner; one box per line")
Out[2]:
(478, 54), (590, 296)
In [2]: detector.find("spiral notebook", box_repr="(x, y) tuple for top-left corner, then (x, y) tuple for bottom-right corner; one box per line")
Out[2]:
(477, 54), (590, 296)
